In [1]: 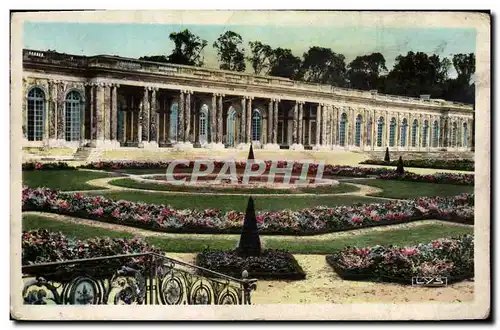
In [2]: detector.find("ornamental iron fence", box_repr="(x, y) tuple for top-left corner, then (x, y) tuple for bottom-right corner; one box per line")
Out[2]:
(22, 252), (257, 305)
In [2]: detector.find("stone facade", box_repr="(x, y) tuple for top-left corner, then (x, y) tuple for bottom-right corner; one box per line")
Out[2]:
(22, 49), (474, 152)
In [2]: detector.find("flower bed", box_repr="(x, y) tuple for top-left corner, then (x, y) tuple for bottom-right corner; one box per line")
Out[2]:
(377, 172), (474, 186)
(22, 229), (163, 281)
(196, 249), (306, 280)
(79, 160), (393, 177)
(360, 159), (474, 171)
(23, 162), (75, 171)
(22, 187), (474, 235)
(326, 235), (474, 285)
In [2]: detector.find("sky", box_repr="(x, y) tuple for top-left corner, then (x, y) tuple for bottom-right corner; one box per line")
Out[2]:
(23, 21), (476, 76)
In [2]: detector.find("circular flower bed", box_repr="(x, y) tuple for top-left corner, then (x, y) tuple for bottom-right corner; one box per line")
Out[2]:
(22, 187), (474, 236)
(326, 234), (474, 285)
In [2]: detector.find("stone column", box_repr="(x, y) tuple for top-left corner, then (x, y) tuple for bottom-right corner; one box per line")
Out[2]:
(210, 93), (216, 143)
(298, 102), (303, 145)
(246, 96), (252, 143)
(292, 102), (298, 144)
(315, 104), (321, 146)
(47, 81), (57, 140)
(267, 99), (273, 144)
(185, 91), (191, 142)
(371, 110), (376, 149)
(321, 104), (327, 146)
(241, 96), (246, 143)
(110, 84), (118, 140)
(273, 99), (279, 144)
(178, 90), (185, 142)
(56, 82), (65, 141)
(95, 83), (105, 141)
(150, 87), (158, 143)
(141, 87), (150, 142)
(217, 93), (223, 143)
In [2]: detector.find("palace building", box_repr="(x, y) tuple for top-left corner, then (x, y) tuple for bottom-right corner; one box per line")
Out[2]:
(21, 49), (474, 152)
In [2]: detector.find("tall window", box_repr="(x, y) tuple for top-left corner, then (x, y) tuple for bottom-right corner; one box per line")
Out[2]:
(366, 117), (372, 146)
(252, 109), (261, 141)
(422, 120), (429, 147)
(227, 108), (236, 146)
(451, 122), (458, 147)
(463, 123), (469, 147)
(355, 114), (362, 147)
(432, 120), (439, 147)
(377, 117), (384, 147)
(27, 87), (45, 141)
(389, 117), (396, 147)
(400, 118), (408, 147)
(339, 113), (347, 146)
(170, 103), (178, 141)
(411, 119), (418, 147)
(199, 112), (206, 136)
(65, 91), (82, 141)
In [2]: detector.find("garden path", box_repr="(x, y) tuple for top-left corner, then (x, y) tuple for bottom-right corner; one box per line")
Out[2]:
(22, 211), (472, 242)
(168, 253), (474, 304)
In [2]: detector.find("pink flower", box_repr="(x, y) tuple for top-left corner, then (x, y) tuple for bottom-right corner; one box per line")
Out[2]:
(256, 216), (263, 223)
(401, 248), (419, 256)
(162, 209), (171, 216)
(432, 241), (440, 248)
(92, 207), (104, 216)
(351, 215), (363, 224)
(112, 208), (120, 218)
(35, 163), (42, 170)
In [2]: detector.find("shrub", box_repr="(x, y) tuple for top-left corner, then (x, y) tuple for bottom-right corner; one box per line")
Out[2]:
(396, 156), (405, 176)
(384, 147), (390, 163)
(359, 158), (474, 171)
(22, 162), (75, 171)
(326, 234), (474, 284)
(377, 172), (474, 186)
(237, 197), (261, 257)
(196, 249), (306, 280)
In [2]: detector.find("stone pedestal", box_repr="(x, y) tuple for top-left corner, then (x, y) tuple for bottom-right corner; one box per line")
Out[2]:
(236, 143), (251, 150)
(313, 144), (330, 151)
(93, 139), (121, 149)
(142, 141), (159, 149)
(289, 143), (304, 151)
(173, 141), (194, 151)
(205, 142), (225, 150)
(263, 143), (280, 150)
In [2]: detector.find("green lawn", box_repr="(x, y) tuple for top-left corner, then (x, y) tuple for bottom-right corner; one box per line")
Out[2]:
(22, 214), (473, 254)
(22, 214), (134, 239)
(346, 179), (474, 199)
(22, 170), (114, 191)
(85, 190), (388, 211)
(108, 178), (360, 195)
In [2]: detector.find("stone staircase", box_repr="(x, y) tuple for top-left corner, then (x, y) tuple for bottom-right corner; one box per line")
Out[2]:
(73, 147), (102, 162)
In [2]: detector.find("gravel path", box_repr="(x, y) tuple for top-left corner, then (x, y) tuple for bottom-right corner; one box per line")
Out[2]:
(169, 253), (474, 304)
(24, 211), (472, 242)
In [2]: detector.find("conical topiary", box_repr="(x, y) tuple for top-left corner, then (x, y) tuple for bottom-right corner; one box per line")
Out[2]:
(247, 143), (255, 160)
(384, 147), (390, 163)
(396, 156), (405, 176)
(237, 197), (261, 257)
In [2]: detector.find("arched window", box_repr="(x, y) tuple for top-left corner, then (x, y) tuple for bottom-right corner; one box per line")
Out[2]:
(389, 117), (396, 147)
(377, 117), (384, 147)
(27, 87), (46, 141)
(422, 120), (429, 147)
(65, 91), (82, 141)
(411, 119), (418, 147)
(451, 122), (458, 147)
(170, 103), (178, 142)
(355, 114), (362, 147)
(432, 120), (439, 147)
(252, 109), (261, 141)
(366, 117), (372, 146)
(400, 118), (408, 147)
(339, 113), (347, 146)
(463, 123), (469, 147)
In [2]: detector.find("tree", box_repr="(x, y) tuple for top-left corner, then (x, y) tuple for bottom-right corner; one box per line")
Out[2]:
(384, 147), (390, 163)
(247, 143), (255, 160)
(383, 51), (451, 98)
(297, 47), (347, 86)
(347, 52), (388, 90)
(213, 31), (246, 72)
(167, 29), (208, 66)
(237, 197), (261, 257)
(247, 41), (274, 75)
(452, 53), (476, 84)
(138, 55), (169, 63)
(269, 48), (302, 79)
(396, 156), (405, 176)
